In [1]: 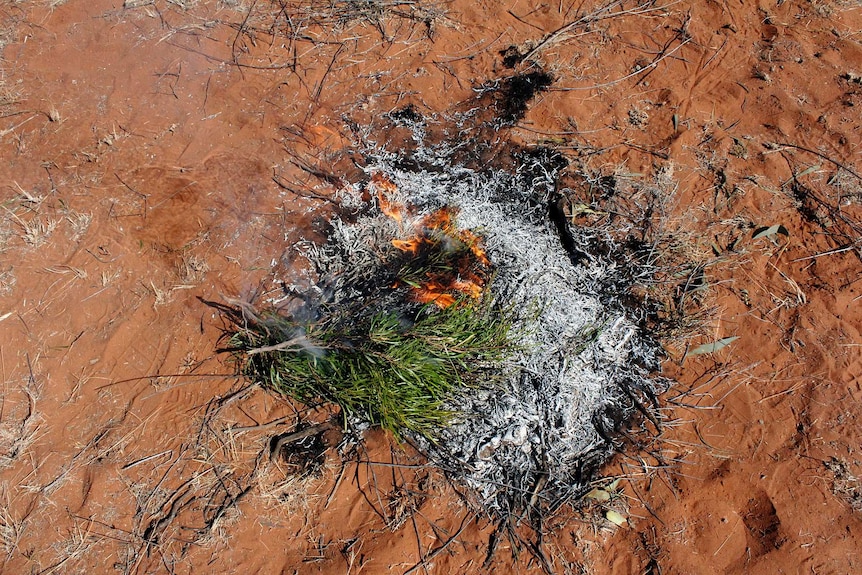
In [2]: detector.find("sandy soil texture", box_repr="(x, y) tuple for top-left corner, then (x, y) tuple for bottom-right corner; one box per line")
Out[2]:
(1, 1), (861, 574)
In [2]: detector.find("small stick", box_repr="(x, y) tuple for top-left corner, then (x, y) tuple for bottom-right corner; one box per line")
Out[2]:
(122, 450), (173, 470)
(231, 0), (259, 65)
(115, 173), (149, 220)
(634, 17), (690, 88)
(0, 114), (37, 137)
(245, 336), (306, 355)
(404, 513), (472, 575)
(312, 44), (345, 104)
(435, 31), (506, 63)
(768, 141), (862, 183)
(96, 373), (236, 391)
(522, 0), (668, 62)
(507, 10), (546, 32)
(232, 415), (292, 432)
(791, 242), (860, 262)
(325, 461), (348, 509)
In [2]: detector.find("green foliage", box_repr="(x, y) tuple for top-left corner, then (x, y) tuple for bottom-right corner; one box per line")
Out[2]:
(232, 298), (514, 441)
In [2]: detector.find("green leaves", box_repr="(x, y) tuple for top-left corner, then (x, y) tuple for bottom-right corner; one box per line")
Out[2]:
(233, 298), (514, 441)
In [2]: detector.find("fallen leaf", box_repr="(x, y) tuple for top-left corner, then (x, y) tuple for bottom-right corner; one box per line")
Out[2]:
(585, 488), (610, 502)
(752, 224), (789, 240)
(606, 510), (627, 527)
(689, 336), (739, 356)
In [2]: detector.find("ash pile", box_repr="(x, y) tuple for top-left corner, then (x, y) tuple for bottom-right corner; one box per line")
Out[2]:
(283, 138), (667, 518)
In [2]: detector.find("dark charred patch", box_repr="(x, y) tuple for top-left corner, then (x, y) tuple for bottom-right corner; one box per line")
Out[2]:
(496, 71), (554, 124)
(500, 44), (525, 68)
(386, 104), (423, 125)
(270, 426), (330, 477)
(791, 181), (829, 228)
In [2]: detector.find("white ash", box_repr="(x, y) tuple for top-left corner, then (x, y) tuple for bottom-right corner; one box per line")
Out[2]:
(290, 147), (664, 512)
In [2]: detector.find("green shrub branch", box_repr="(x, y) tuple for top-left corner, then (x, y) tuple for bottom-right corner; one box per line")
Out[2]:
(232, 298), (514, 441)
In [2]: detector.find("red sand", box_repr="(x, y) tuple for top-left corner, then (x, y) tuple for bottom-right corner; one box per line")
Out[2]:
(1, 1), (860, 573)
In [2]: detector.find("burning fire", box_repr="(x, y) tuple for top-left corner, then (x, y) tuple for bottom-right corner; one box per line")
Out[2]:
(370, 172), (406, 223)
(370, 174), (491, 308)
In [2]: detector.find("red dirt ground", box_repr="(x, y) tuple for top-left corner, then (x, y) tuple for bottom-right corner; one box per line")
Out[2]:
(1, 1), (860, 574)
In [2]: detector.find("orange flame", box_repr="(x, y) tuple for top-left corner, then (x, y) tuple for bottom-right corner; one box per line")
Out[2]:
(372, 176), (492, 309)
(419, 207), (457, 234)
(452, 278), (484, 299)
(391, 238), (421, 254)
(412, 283), (457, 308)
(459, 229), (491, 266)
(371, 173), (405, 222)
